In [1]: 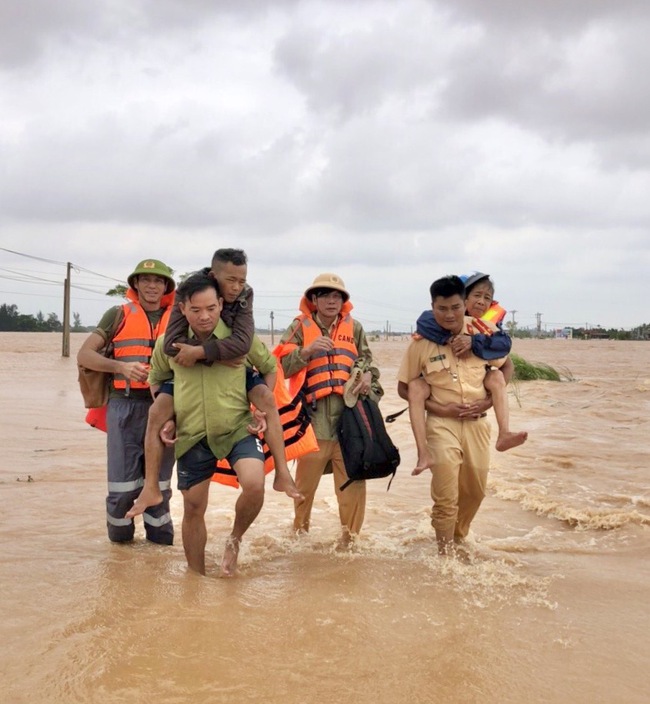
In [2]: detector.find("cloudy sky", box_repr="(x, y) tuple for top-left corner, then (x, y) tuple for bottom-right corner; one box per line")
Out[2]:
(1, 0), (649, 333)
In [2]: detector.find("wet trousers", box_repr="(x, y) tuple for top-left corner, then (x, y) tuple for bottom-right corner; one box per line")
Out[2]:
(426, 414), (491, 540)
(293, 439), (366, 535)
(106, 397), (175, 544)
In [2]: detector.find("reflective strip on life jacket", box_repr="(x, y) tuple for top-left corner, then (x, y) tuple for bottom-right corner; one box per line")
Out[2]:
(112, 298), (172, 391)
(301, 314), (358, 404)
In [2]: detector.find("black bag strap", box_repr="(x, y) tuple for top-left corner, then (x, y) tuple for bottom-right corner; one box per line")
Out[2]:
(105, 305), (126, 355)
(385, 406), (408, 423)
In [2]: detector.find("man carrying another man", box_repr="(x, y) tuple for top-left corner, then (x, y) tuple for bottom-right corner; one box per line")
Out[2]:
(133, 272), (280, 576)
(397, 275), (513, 554)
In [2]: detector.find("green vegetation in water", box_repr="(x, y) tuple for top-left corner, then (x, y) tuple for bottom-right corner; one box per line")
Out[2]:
(511, 353), (570, 381)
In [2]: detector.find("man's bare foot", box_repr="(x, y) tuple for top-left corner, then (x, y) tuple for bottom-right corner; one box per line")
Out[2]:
(220, 536), (241, 577)
(273, 469), (305, 501)
(125, 486), (163, 518)
(411, 449), (435, 476)
(335, 530), (356, 551)
(496, 431), (528, 452)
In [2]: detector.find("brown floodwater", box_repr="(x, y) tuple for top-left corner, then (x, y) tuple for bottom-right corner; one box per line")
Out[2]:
(0, 333), (648, 703)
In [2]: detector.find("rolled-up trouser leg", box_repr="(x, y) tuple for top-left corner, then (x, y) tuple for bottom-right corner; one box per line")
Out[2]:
(143, 443), (175, 545)
(106, 397), (149, 542)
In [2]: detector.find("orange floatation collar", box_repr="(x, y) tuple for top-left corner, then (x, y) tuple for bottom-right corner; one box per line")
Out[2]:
(482, 301), (506, 325)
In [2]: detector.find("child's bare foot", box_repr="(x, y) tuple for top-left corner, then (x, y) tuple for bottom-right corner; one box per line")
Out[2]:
(411, 449), (435, 476)
(496, 431), (528, 452)
(220, 536), (241, 577)
(273, 469), (304, 501)
(125, 485), (163, 518)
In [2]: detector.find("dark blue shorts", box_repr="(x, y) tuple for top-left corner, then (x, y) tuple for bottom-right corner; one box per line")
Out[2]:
(157, 367), (265, 397)
(245, 367), (266, 392)
(176, 434), (265, 491)
(156, 380), (174, 397)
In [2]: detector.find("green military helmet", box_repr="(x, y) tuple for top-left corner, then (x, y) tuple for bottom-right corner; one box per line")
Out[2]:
(127, 259), (175, 295)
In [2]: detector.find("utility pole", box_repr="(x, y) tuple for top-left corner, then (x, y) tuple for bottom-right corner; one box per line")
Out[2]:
(535, 312), (543, 336)
(510, 309), (518, 332)
(270, 311), (275, 346)
(62, 261), (71, 358)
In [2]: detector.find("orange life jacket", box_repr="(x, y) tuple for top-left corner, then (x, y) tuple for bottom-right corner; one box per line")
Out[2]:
(212, 361), (319, 488)
(412, 300), (507, 341)
(301, 313), (357, 403)
(274, 296), (359, 405)
(111, 289), (174, 392)
(481, 301), (506, 326)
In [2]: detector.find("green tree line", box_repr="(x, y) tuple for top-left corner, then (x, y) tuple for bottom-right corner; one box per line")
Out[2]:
(0, 303), (88, 332)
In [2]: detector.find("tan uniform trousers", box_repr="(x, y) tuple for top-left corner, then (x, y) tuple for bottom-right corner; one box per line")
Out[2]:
(426, 414), (491, 540)
(293, 439), (366, 535)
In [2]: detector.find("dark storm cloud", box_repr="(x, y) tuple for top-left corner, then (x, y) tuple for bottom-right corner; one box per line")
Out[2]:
(0, 0), (96, 67)
(444, 0), (649, 30)
(438, 0), (650, 155)
(273, 13), (443, 120)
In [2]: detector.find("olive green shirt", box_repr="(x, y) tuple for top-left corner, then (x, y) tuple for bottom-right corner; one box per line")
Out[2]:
(280, 315), (381, 440)
(149, 321), (276, 460)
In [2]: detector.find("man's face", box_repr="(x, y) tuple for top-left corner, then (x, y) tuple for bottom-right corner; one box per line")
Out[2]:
(134, 275), (167, 307)
(432, 294), (465, 334)
(211, 261), (247, 304)
(313, 290), (344, 321)
(465, 282), (494, 319)
(179, 287), (223, 338)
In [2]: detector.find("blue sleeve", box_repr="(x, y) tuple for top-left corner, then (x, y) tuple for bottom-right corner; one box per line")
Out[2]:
(416, 310), (451, 344)
(471, 329), (512, 360)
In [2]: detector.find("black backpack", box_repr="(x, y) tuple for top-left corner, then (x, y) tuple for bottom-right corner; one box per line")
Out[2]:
(336, 398), (400, 491)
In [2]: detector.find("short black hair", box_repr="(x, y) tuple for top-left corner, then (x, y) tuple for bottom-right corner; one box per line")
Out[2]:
(176, 273), (220, 303)
(429, 275), (465, 301)
(211, 248), (247, 268)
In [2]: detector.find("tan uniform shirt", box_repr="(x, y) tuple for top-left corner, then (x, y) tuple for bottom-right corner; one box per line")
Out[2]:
(398, 316), (507, 406)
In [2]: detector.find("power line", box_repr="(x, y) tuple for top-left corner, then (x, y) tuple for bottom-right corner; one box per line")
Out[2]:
(0, 247), (68, 266)
(72, 264), (123, 283)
